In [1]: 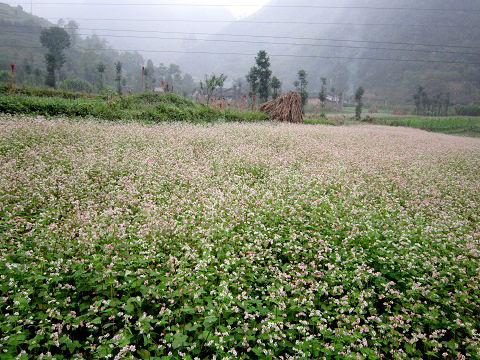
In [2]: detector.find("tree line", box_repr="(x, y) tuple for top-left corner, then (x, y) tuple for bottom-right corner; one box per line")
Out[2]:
(6, 24), (370, 116)
(413, 86), (451, 117)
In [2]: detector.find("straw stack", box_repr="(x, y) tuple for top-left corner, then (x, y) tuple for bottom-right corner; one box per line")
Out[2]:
(259, 92), (303, 124)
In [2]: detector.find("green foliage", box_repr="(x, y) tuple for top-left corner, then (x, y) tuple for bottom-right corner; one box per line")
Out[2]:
(0, 90), (268, 123)
(200, 73), (227, 102)
(39, 26), (71, 88)
(355, 86), (365, 121)
(319, 77), (327, 112)
(0, 118), (479, 359)
(58, 78), (94, 93)
(413, 86), (451, 116)
(295, 70), (308, 113)
(271, 76), (281, 99)
(96, 62), (106, 89)
(0, 70), (9, 83)
(245, 50), (273, 103)
(0, 83), (85, 98)
(254, 50), (272, 103)
(455, 104), (480, 116)
(114, 61), (122, 96)
(378, 115), (480, 136)
(245, 66), (259, 101)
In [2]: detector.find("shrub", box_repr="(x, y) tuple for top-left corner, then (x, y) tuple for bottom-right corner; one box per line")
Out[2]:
(455, 104), (480, 116)
(58, 78), (95, 93)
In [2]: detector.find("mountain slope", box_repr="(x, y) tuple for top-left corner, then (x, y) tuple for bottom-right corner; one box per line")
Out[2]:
(177, 0), (480, 103)
(0, 3), (52, 77)
(6, 0), (235, 65)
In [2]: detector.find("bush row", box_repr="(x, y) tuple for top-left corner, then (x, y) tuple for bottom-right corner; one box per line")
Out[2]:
(455, 104), (480, 116)
(0, 93), (269, 123)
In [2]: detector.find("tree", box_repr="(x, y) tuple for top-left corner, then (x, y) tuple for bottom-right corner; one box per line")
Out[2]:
(294, 70), (308, 114)
(40, 26), (71, 88)
(319, 77), (327, 114)
(233, 78), (244, 101)
(271, 76), (282, 99)
(115, 61), (122, 96)
(413, 86), (423, 115)
(254, 50), (272, 102)
(96, 62), (106, 89)
(144, 59), (156, 91)
(200, 73), (227, 102)
(246, 66), (259, 102)
(355, 86), (365, 121)
(65, 20), (79, 46)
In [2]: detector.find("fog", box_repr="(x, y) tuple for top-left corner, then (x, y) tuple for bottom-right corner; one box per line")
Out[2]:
(2, 0), (479, 102)
(4, 0), (270, 65)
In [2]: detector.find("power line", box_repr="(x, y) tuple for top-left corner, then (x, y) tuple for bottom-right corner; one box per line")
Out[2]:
(4, 28), (479, 57)
(8, 2), (480, 12)
(2, 45), (479, 66)
(2, 24), (479, 51)
(45, 17), (480, 29)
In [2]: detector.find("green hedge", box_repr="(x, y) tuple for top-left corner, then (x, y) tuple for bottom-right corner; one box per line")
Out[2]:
(455, 104), (480, 116)
(0, 93), (269, 123)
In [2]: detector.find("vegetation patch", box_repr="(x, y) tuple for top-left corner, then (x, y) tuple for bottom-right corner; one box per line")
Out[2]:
(375, 116), (480, 137)
(0, 89), (269, 123)
(455, 104), (480, 117)
(1, 116), (479, 359)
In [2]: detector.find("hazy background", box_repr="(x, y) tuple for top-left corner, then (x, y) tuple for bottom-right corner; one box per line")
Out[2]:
(1, 0), (479, 102)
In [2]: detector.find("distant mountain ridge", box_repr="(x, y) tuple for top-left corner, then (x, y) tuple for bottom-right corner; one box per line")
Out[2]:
(2, 1), (479, 104)
(0, 3), (52, 74)
(177, 0), (480, 103)
(4, 0), (235, 65)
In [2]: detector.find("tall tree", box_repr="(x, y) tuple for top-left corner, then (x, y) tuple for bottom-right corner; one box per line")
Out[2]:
(144, 59), (156, 91)
(246, 66), (259, 101)
(271, 76), (282, 99)
(39, 26), (71, 88)
(96, 62), (106, 89)
(233, 78), (244, 100)
(65, 20), (79, 46)
(254, 50), (272, 102)
(355, 86), (365, 121)
(115, 61), (122, 96)
(319, 77), (327, 113)
(294, 69), (308, 113)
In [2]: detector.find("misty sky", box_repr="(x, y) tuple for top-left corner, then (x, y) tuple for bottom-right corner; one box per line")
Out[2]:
(207, 0), (271, 18)
(7, 0), (271, 19)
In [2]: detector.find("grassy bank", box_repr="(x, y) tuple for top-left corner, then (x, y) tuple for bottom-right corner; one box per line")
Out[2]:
(0, 86), (268, 123)
(1, 116), (479, 359)
(374, 115), (480, 137)
(304, 114), (480, 137)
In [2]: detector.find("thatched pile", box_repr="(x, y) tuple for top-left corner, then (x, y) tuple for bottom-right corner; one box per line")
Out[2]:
(368, 105), (378, 114)
(393, 107), (407, 115)
(259, 92), (303, 123)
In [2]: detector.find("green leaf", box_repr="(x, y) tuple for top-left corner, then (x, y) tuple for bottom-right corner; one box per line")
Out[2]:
(203, 315), (218, 326)
(137, 349), (151, 359)
(172, 333), (188, 349)
(91, 317), (102, 324)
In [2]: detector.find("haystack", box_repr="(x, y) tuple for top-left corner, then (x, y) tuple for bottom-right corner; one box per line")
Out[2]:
(259, 92), (303, 123)
(368, 105), (378, 114)
(393, 107), (406, 115)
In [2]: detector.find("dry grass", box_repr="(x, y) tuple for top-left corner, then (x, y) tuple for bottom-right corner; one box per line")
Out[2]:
(259, 92), (303, 123)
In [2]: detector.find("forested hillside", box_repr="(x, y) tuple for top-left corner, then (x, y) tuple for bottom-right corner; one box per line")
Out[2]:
(2, 1), (479, 104)
(0, 3), (196, 94)
(16, 0), (235, 65)
(177, 0), (480, 103)
(0, 3), (50, 83)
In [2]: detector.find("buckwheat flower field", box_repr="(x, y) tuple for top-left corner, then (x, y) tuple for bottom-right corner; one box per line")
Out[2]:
(1, 115), (479, 359)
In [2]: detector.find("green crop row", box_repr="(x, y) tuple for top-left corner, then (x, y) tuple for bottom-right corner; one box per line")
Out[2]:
(0, 92), (269, 123)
